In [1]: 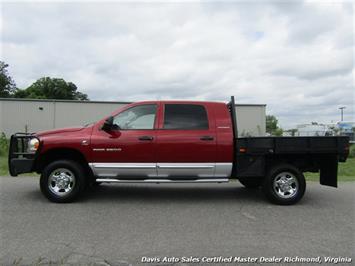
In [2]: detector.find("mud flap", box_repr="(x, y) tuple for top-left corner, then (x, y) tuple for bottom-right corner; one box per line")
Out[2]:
(320, 155), (338, 187)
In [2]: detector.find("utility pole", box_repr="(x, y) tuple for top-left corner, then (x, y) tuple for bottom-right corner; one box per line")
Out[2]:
(339, 106), (346, 121)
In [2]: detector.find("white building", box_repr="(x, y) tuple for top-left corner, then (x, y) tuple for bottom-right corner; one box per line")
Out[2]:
(296, 123), (334, 136)
(0, 98), (266, 137)
(295, 122), (354, 142)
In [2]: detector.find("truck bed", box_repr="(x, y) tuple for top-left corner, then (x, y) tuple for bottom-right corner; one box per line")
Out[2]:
(235, 136), (350, 187)
(236, 136), (349, 161)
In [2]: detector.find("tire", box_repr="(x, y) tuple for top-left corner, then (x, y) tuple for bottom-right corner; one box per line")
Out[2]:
(40, 160), (87, 203)
(239, 177), (262, 188)
(262, 163), (306, 205)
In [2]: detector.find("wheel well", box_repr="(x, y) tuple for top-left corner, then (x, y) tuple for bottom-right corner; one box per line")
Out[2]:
(35, 148), (92, 176)
(266, 155), (319, 173)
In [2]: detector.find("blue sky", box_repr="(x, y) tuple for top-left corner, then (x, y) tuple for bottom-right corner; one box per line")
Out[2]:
(1, 1), (354, 128)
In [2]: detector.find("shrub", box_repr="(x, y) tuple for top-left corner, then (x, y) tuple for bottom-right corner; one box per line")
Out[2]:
(0, 133), (9, 156)
(349, 144), (355, 158)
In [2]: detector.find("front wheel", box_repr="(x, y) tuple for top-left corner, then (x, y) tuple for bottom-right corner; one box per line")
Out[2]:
(40, 160), (86, 203)
(262, 163), (306, 205)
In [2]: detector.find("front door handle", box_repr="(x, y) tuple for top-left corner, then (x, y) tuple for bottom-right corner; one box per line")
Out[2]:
(200, 136), (214, 141)
(138, 136), (154, 141)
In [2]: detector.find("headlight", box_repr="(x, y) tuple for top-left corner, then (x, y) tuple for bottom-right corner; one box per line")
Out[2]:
(28, 138), (39, 152)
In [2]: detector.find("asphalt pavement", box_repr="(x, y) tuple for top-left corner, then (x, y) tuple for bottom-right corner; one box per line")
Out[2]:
(0, 177), (354, 266)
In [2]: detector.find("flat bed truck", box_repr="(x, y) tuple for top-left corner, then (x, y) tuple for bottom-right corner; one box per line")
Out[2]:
(9, 97), (349, 204)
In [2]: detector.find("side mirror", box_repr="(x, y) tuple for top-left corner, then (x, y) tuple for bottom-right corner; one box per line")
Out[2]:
(102, 116), (114, 131)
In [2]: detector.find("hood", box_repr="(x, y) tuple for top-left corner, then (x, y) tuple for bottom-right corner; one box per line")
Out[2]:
(35, 126), (85, 137)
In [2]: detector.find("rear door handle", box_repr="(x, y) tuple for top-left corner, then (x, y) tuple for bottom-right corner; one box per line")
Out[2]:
(200, 136), (214, 141)
(138, 136), (154, 141)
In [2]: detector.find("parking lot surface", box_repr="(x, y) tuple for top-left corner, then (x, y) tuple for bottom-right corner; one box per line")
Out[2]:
(0, 177), (354, 265)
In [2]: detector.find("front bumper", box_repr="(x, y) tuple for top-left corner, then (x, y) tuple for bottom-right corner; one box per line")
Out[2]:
(8, 133), (39, 176)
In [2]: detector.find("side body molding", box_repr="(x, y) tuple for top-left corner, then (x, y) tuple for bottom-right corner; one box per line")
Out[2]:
(89, 163), (157, 178)
(89, 162), (232, 179)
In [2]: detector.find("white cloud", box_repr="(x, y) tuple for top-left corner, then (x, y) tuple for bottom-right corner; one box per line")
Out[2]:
(0, 1), (353, 128)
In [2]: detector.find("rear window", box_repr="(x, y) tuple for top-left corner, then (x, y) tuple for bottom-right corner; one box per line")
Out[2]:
(163, 104), (209, 130)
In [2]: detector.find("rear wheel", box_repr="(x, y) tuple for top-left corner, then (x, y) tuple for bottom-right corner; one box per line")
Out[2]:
(238, 177), (262, 188)
(40, 160), (86, 203)
(262, 163), (306, 205)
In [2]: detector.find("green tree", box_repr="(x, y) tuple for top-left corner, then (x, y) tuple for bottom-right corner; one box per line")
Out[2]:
(266, 115), (283, 136)
(14, 77), (89, 100)
(0, 61), (16, 97)
(284, 128), (298, 137)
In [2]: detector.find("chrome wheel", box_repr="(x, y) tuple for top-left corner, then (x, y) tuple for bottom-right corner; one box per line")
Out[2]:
(273, 172), (299, 199)
(48, 168), (76, 197)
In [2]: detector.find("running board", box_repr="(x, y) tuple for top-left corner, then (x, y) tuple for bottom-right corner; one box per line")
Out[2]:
(96, 178), (229, 183)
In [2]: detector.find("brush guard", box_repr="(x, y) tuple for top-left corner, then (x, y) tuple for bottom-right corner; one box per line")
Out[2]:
(8, 133), (39, 176)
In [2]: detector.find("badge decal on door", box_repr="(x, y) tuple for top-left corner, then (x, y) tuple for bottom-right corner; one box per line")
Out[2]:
(106, 148), (122, 152)
(92, 148), (122, 152)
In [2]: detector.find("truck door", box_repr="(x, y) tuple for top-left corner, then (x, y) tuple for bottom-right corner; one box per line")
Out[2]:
(89, 103), (158, 178)
(156, 103), (217, 178)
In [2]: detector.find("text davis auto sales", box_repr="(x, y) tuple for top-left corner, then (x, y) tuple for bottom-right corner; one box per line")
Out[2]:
(141, 256), (352, 264)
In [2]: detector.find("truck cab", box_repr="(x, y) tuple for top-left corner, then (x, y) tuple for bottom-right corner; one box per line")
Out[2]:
(89, 100), (234, 180)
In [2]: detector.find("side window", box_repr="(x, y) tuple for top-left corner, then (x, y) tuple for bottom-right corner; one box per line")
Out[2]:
(163, 104), (209, 130)
(113, 104), (157, 130)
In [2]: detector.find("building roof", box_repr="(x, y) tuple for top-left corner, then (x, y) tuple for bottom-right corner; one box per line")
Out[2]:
(0, 98), (266, 106)
(0, 98), (131, 104)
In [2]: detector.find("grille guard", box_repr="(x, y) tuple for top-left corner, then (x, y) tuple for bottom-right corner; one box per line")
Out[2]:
(8, 133), (39, 176)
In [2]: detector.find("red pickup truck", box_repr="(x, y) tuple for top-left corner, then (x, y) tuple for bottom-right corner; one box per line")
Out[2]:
(9, 97), (349, 205)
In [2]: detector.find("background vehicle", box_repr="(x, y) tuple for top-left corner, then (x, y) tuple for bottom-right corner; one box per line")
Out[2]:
(9, 97), (349, 204)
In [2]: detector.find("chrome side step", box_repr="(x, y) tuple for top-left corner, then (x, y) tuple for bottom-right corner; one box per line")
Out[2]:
(96, 178), (229, 183)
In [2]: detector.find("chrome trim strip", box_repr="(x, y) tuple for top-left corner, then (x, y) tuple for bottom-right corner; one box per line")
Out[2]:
(89, 162), (233, 178)
(157, 163), (215, 178)
(89, 163), (158, 178)
(214, 163), (233, 177)
(96, 178), (229, 183)
(90, 163), (156, 169)
(157, 163), (214, 169)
